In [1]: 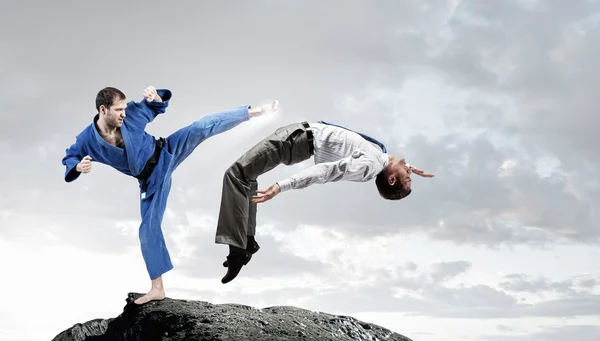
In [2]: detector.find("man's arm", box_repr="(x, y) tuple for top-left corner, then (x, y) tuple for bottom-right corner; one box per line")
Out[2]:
(277, 152), (377, 192)
(408, 164), (435, 178)
(129, 86), (172, 124)
(252, 151), (378, 204)
(61, 140), (86, 182)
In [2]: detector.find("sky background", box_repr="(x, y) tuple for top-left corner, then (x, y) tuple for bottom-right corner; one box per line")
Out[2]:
(1, 1), (599, 340)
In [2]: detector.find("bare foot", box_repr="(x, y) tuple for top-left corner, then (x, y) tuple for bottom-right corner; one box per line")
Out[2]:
(249, 100), (278, 118)
(134, 276), (165, 305)
(134, 287), (165, 305)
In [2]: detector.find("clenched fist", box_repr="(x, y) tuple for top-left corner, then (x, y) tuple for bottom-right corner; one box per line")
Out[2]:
(76, 155), (92, 174)
(143, 86), (159, 102)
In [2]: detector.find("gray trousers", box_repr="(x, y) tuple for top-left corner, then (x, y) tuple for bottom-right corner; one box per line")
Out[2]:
(215, 122), (313, 249)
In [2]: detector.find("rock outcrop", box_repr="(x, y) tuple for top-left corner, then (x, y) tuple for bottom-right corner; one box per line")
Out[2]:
(52, 292), (413, 341)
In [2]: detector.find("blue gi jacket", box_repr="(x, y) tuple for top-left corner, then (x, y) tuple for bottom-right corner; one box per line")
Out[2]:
(62, 89), (173, 198)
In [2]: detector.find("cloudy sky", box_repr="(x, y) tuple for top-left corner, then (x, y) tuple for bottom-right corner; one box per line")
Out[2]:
(1, 1), (599, 340)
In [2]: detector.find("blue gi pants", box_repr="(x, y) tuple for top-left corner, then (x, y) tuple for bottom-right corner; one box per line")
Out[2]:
(139, 105), (250, 280)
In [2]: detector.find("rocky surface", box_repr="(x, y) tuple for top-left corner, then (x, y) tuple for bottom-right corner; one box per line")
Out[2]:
(52, 292), (413, 341)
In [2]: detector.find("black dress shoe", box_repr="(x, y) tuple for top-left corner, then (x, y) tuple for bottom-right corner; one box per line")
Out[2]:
(223, 239), (260, 267)
(221, 247), (251, 284)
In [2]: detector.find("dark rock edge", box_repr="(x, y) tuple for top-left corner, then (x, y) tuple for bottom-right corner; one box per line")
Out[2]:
(52, 292), (413, 341)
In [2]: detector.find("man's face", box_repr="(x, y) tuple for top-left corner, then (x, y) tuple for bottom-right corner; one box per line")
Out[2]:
(390, 157), (412, 189)
(100, 98), (126, 127)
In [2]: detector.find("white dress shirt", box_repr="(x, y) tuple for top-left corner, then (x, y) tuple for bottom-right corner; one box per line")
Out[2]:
(276, 123), (389, 192)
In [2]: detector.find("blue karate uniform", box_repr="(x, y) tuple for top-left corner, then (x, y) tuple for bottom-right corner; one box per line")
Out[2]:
(62, 89), (251, 280)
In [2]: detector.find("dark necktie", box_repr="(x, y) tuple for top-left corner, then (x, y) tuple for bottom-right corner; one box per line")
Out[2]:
(318, 120), (387, 153)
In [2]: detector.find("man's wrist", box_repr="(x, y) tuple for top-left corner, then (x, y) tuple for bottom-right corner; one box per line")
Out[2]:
(276, 179), (293, 192)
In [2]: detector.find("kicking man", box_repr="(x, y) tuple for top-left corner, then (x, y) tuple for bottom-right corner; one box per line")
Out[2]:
(62, 85), (278, 304)
(215, 120), (434, 284)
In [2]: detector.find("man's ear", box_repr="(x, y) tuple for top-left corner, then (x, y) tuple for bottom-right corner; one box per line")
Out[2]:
(388, 173), (396, 185)
(99, 105), (107, 115)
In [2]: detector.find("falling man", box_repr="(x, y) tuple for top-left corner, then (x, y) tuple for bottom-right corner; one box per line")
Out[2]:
(215, 120), (434, 283)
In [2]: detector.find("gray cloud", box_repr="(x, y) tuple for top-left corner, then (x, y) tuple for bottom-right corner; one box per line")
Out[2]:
(524, 296), (600, 318)
(164, 217), (331, 281)
(496, 324), (514, 333)
(164, 257), (600, 320)
(236, 283), (600, 320)
(320, 278), (600, 319)
(486, 325), (600, 341)
(429, 261), (472, 282)
(431, 0), (600, 166)
(499, 273), (598, 296)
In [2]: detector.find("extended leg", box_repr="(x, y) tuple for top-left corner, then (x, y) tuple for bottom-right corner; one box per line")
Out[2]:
(134, 178), (173, 305)
(166, 101), (278, 169)
(216, 122), (313, 283)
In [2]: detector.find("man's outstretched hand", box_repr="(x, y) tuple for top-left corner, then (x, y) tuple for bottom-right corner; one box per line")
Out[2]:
(409, 165), (435, 178)
(251, 183), (281, 204)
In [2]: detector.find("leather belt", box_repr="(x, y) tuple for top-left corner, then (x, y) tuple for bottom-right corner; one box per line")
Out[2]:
(134, 137), (164, 183)
(301, 121), (314, 156)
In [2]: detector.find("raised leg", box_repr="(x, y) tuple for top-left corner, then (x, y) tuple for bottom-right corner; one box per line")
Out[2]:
(166, 101), (278, 170)
(165, 105), (249, 169)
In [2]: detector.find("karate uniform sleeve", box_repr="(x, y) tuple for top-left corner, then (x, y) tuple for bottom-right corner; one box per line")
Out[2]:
(129, 89), (173, 124)
(61, 141), (83, 182)
(276, 150), (378, 192)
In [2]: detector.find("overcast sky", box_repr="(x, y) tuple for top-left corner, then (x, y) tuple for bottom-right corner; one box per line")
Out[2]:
(1, 1), (599, 341)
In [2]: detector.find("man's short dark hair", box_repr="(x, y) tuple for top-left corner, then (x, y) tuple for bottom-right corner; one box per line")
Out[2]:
(375, 171), (411, 200)
(95, 87), (126, 112)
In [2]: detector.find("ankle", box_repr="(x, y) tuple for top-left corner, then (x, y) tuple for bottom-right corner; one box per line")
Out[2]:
(229, 244), (247, 254)
(151, 277), (164, 290)
(248, 107), (262, 118)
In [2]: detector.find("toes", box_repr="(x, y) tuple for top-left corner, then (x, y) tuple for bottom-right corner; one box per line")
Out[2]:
(134, 297), (148, 305)
(134, 293), (158, 305)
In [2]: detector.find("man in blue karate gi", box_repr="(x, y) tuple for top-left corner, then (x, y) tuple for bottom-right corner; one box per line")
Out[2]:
(62, 85), (278, 304)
